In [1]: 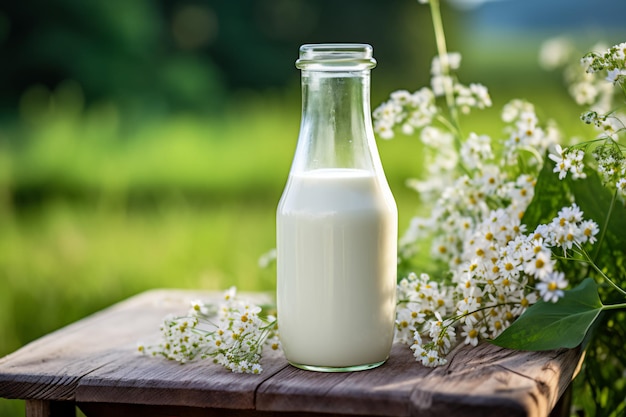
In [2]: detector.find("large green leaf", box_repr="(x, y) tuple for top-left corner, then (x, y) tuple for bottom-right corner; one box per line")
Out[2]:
(492, 278), (604, 350)
(521, 155), (572, 231)
(566, 170), (626, 281)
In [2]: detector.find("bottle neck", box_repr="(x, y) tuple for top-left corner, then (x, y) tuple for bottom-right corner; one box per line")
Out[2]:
(293, 69), (379, 173)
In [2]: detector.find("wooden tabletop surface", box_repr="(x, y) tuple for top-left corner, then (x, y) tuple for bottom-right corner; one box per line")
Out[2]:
(0, 289), (584, 417)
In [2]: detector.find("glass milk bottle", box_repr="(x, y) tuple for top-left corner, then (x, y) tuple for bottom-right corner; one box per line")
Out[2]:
(277, 44), (398, 372)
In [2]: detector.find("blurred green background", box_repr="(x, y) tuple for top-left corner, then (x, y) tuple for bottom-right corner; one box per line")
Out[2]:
(0, 0), (624, 415)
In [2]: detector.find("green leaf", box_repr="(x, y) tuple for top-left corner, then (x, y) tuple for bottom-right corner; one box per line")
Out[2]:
(492, 278), (604, 350)
(521, 155), (572, 231)
(566, 170), (626, 282)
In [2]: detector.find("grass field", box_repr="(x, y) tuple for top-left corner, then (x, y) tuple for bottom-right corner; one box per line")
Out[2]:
(0, 72), (585, 415)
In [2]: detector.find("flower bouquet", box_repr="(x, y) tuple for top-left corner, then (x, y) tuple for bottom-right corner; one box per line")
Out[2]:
(375, 0), (626, 414)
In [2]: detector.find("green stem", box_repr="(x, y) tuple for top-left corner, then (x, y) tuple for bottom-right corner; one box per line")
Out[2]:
(602, 302), (626, 311)
(435, 113), (459, 135)
(579, 246), (626, 297)
(592, 188), (617, 262)
(429, 0), (453, 110)
(517, 145), (544, 167)
(433, 114), (471, 176)
(428, 0), (463, 149)
(446, 301), (519, 323)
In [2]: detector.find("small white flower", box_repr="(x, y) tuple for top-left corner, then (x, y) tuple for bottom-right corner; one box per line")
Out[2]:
(598, 115), (625, 140)
(511, 291), (538, 316)
(617, 178), (626, 196)
(548, 145), (586, 180)
(190, 300), (209, 315)
(461, 133), (493, 168)
(456, 295), (480, 323)
(548, 145), (570, 180)
(486, 314), (507, 338)
(431, 74), (454, 97)
(395, 308), (419, 344)
(373, 87), (438, 140)
(223, 286), (237, 301)
(524, 250), (555, 280)
(431, 52), (462, 75)
(610, 42), (626, 61)
(501, 99), (535, 123)
(391, 89), (413, 105)
(470, 83), (492, 108)
(419, 348), (447, 367)
(461, 323), (486, 347)
(579, 220), (599, 245)
(536, 271), (568, 303)
(375, 121), (396, 140)
(569, 81), (599, 105)
(606, 68), (626, 84)
(251, 363), (263, 374)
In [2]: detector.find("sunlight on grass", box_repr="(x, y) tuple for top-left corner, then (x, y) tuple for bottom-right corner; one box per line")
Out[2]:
(0, 198), (280, 354)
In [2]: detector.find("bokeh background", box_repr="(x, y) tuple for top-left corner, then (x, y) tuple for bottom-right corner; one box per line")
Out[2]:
(1, 0), (624, 415)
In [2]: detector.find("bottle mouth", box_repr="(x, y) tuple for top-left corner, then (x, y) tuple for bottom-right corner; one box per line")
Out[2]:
(296, 44), (376, 71)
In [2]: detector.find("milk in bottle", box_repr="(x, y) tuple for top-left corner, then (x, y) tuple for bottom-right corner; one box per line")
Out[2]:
(277, 44), (397, 372)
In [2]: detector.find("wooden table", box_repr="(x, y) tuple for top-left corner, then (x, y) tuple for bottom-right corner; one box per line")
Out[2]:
(0, 289), (584, 417)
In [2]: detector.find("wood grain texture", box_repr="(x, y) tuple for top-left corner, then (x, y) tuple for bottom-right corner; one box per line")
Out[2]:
(408, 342), (583, 417)
(257, 343), (431, 416)
(256, 342), (582, 417)
(0, 290), (279, 406)
(0, 289), (583, 417)
(77, 402), (392, 417)
(76, 344), (286, 409)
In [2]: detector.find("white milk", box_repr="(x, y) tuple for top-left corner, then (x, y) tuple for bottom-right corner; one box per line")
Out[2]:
(277, 168), (397, 369)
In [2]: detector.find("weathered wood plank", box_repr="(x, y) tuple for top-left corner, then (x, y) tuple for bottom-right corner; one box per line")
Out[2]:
(73, 290), (287, 409)
(257, 342), (581, 417)
(0, 289), (584, 417)
(408, 342), (583, 417)
(0, 302), (145, 401)
(0, 289), (277, 405)
(257, 343), (432, 416)
(77, 402), (391, 417)
(75, 345), (287, 409)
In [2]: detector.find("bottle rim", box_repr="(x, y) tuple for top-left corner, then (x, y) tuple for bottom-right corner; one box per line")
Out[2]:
(296, 43), (376, 71)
